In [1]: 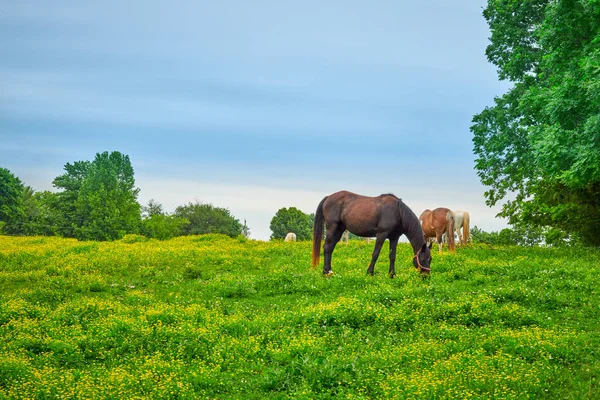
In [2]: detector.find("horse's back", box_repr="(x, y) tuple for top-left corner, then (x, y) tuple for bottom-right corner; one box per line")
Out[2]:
(337, 192), (398, 217)
(433, 207), (452, 220)
(322, 191), (400, 237)
(455, 210), (470, 221)
(324, 190), (366, 205)
(453, 210), (465, 228)
(323, 191), (379, 215)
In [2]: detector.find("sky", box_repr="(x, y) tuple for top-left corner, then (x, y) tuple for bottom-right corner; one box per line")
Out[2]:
(1, 1), (511, 240)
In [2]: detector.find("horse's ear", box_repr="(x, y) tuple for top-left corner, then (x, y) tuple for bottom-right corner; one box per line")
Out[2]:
(421, 243), (427, 251)
(428, 242), (433, 250)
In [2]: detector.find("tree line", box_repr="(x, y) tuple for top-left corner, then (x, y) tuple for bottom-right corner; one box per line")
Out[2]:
(0, 151), (318, 241)
(1, 152), (247, 241)
(0, 149), (588, 246)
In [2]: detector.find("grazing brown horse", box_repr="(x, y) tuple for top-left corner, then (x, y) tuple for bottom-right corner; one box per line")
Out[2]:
(312, 191), (433, 277)
(419, 208), (456, 253)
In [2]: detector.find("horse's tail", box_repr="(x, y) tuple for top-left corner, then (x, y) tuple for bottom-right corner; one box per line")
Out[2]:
(463, 211), (470, 244)
(312, 196), (327, 268)
(446, 211), (456, 252)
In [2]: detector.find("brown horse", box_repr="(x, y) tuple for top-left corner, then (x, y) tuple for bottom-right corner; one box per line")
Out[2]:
(419, 208), (456, 253)
(312, 191), (432, 277)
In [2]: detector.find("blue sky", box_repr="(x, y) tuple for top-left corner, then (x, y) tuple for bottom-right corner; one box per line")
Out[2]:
(1, 1), (510, 240)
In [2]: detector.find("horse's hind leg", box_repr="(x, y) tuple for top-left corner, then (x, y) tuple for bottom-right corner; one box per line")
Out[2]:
(323, 224), (345, 276)
(456, 226), (463, 246)
(367, 233), (387, 276)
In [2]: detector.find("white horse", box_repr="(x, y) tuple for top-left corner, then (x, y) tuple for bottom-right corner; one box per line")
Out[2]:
(451, 210), (472, 245)
(340, 230), (371, 245)
(341, 230), (349, 246)
(284, 232), (297, 242)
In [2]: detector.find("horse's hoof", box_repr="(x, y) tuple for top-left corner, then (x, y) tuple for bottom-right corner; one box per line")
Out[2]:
(389, 274), (395, 279)
(323, 271), (334, 277)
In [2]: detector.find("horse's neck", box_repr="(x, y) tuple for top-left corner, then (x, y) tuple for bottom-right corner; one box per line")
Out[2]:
(399, 205), (425, 254)
(404, 221), (425, 254)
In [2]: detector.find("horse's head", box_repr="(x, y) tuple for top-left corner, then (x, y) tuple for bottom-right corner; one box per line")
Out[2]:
(413, 242), (433, 274)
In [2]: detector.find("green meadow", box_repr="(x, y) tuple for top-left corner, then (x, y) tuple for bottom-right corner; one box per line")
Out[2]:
(0, 235), (598, 399)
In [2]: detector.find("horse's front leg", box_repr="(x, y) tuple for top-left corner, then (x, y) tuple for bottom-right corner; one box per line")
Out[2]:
(436, 233), (443, 253)
(366, 233), (387, 276)
(387, 235), (400, 278)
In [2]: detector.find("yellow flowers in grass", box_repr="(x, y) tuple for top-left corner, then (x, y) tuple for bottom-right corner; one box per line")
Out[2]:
(0, 235), (599, 399)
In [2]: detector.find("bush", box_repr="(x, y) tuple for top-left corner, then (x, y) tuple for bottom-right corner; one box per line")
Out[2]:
(141, 214), (189, 240)
(471, 225), (543, 246)
(174, 202), (242, 238)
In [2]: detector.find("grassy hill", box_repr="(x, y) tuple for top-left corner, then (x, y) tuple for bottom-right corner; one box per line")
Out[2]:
(0, 235), (598, 399)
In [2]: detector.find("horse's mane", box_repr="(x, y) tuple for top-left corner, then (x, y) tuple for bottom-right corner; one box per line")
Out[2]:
(379, 194), (423, 249)
(381, 193), (401, 201)
(398, 200), (426, 251)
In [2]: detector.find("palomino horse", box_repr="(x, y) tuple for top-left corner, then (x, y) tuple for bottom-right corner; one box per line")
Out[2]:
(419, 208), (456, 253)
(452, 210), (471, 245)
(312, 191), (432, 277)
(284, 232), (297, 242)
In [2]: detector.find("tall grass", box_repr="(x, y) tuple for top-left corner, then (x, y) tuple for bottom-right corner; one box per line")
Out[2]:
(0, 235), (598, 398)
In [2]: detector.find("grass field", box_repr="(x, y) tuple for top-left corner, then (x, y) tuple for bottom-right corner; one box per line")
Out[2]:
(1, 234), (599, 399)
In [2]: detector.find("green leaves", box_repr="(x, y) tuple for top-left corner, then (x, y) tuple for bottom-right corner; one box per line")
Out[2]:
(472, 0), (600, 244)
(74, 152), (140, 241)
(53, 151), (141, 241)
(0, 168), (26, 234)
(483, 0), (547, 81)
(141, 200), (189, 240)
(174, 202), (242, 238)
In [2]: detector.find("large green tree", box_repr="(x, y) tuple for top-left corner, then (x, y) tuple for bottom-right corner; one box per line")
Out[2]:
(472, 0), (600, 245)
(174, 202), (242, 237)
(52, 160), (91, 237)
(0, 168), (25, 234)
(53, 151), (141, 241)
(270, 207), (313, 240)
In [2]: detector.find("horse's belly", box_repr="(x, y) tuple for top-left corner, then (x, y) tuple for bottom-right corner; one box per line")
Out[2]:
(348, 228), (377, 238)
(344, 220), (378, 238)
